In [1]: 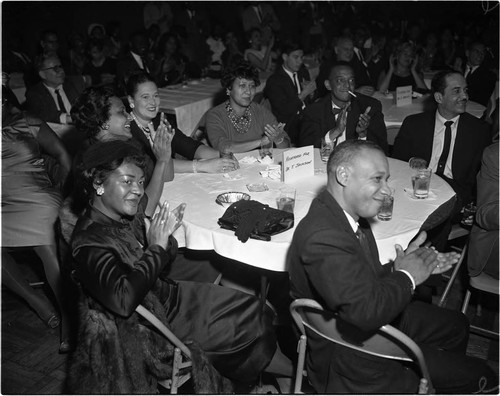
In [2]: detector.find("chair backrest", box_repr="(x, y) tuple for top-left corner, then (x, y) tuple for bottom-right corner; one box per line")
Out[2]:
(290, 299), (433, 393)
(386, 125), (400, 146)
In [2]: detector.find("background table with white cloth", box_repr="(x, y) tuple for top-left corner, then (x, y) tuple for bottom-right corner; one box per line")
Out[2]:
(374, 91), (486, 128)
(162, 149), (456, 272)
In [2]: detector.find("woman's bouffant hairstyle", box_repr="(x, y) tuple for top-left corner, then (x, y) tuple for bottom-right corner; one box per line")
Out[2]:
(394, 41), (416, 58)
(71, 85), (116, 142)
(220, 60), (260, 90)
(126, 71), (156, 97)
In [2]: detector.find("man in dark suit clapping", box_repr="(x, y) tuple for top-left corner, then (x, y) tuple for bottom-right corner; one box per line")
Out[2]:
(298, 62), (387, 153)
(264, 41), (316, 145)
(288, 139), (497, 394)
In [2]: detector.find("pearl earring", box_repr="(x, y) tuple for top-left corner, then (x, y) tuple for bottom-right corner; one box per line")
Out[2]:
(130, 103), (135, 108)
(96, 186), (104, 196)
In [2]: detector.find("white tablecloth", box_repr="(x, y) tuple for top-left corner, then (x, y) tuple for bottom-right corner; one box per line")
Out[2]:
(161, 149), (455, 272)
(374, 92), (486, 128)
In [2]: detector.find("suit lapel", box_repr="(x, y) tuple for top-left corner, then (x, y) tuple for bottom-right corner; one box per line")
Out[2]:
(346, 100), (360, 140)
(323, 96), (336, 133)
(130, 121), (155, 160)
(421, 112), (436, 162)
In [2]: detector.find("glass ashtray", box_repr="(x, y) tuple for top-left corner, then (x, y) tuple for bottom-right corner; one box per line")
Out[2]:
(246, 183), (269, 192)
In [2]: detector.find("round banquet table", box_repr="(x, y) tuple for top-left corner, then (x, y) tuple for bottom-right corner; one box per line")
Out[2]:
(161, 149), (456, 272)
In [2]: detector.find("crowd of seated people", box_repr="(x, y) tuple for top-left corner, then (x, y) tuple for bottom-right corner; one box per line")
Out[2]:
(2, 3), (499, 394)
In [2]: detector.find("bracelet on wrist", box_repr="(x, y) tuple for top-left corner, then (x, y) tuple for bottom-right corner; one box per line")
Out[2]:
(192, 159), (198, 173)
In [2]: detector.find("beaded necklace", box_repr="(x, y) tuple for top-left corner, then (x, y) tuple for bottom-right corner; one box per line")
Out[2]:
(130, 111), (155, 145)
(225, 100), (252, 134)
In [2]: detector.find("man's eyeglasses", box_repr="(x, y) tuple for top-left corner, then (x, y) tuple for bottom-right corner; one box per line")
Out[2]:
(41, 65), (64, 72)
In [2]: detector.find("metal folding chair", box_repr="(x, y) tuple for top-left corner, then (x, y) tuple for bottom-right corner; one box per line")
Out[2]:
(135, 304), (192, 394)
(290, 298), (434, 394)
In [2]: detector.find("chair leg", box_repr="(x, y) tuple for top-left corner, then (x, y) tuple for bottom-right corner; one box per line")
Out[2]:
(461, 290), (471, 314)
(294, 335), (307, 394)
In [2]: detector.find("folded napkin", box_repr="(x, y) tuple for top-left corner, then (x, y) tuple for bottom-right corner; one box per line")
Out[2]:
(258, 155), (274, 165)
(223, 173), (243, 180)
(260, 165), (281, 180)
(239, 156), (258, 164)
(404, 188), (437, 201)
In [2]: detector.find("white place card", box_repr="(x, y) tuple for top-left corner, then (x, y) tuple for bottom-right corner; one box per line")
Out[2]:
(282, 146), (314, 183)
(396, 85), (412, 107)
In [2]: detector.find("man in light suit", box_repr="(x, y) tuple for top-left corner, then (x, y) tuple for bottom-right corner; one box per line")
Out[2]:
(299, 62), (387, 153)
(288, 139), (496, 393)
(25, 54), (85, 124)
(393, 70), (491, 211)
(468, 140), (499, 279)
(264, 41), (316, 144)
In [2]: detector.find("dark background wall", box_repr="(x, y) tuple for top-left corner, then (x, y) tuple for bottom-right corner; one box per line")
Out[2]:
(2, 1), (499, 59)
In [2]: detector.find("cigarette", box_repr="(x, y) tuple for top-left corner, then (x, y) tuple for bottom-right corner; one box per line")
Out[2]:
(348, 90), (357, 98)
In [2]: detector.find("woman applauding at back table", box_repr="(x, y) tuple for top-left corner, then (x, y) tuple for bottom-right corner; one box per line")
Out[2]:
(206, 61), (290, 153)
(126, 72), (239, 174)
(377, 42), (428, 93)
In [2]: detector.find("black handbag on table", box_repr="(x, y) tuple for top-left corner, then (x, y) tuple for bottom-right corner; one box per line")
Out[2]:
(218, 200), (294, 242)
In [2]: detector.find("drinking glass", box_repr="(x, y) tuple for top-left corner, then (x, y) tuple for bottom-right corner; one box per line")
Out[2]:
(377, 188), (395, 221)
(409, 157), (428, 189)
(260, 139), (273, 159)
(413, 168), (432, 199)
(320, 138), (333, 162)
(276, 186), (296, 213)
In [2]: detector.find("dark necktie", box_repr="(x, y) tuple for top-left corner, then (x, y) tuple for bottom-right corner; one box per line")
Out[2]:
(436, 120), (453, 177)
(356, 227), (372, 261)
(293, 73), (300, 94)
(464, 66), (472, 80)
(55, 89), (67, 113)
(141, 56), (149, 72)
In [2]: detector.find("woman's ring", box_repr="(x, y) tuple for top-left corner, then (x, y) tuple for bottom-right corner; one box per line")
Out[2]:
(160, 220), (166, 225)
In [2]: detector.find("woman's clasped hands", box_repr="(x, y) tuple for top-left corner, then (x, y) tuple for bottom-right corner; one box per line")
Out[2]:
(264, 122), (285, 144)
(146, 201), (186, 250)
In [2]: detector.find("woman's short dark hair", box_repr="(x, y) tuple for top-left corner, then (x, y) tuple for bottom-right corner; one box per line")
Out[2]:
(126, 71), (156, 97)
(71, 85), (116, 141)
(220, 60), (260, 90)
(73, 155), (146, 213)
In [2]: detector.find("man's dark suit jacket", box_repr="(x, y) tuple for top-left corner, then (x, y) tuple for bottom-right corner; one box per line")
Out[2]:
(392, 111), (491, 206)
(25, 77), (85, 123)
(264, 65), (311, 144)
(288, 190), (417, 393)
(466, 65), (496, 107)
(298, 93), (388, 153)
(116, 52), (149, 95)
(468, 141), (499, 279)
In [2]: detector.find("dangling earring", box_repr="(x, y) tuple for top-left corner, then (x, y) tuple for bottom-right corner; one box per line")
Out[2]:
(130, 103), (135, 108)
(96, 186), (104, 196)
(226, 89), (230, 96)
(101, 124), (110, 130)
